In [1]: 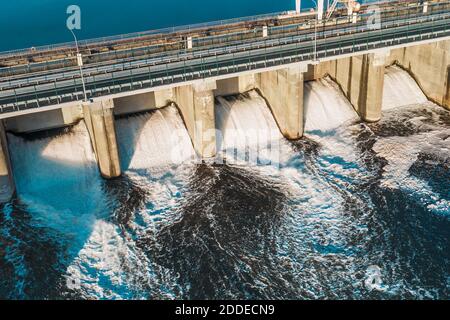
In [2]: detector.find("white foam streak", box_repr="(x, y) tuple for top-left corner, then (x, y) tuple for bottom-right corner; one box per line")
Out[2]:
(373, 128), (450, 214)
(7, 121), (108, 243)
(216, 91), (290, 166)
(383, 66), (428, 110)
(115, 105), (196, 171)
(304, 77), (359, 133)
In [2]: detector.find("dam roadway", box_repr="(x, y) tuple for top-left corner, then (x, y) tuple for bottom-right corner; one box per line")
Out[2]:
(0, 0), (449, 114)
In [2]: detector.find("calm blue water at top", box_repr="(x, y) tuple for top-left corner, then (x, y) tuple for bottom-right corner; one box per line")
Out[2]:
(0, 0), (383, 51)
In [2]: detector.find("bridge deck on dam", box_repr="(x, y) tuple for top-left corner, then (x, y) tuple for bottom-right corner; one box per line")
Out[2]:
(0, 0), (449, 115)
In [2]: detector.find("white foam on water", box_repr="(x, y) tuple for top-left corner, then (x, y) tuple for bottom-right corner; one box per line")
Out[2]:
(115, 105), (196, 220)
(372, 128), (450, 215)
(56, 107), (196, 298)
(7, 121), (107, 237)
(115, 105), (196, 171)
(5, 121), (115, 299)
(215, 89), (352, 218)
(303, 77), (362, 167)
(216, 91), (291, 166)
(65, 219), (160, 299)
(304, 77), (360, 133)
(383, 66), (428, 110)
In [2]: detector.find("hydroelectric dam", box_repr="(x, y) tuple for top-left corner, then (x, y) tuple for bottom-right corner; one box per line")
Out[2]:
(0, 0), (449, 300)
(1, 0), (449, 202)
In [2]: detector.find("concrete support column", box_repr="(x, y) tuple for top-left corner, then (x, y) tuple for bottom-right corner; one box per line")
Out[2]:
(174, 80), (217, 158)
(358, 50), (388, 122)
(257, 64), (307, 140)
(0, 121), (14, 203)
(387, 40), (450, 110)
(83, 99), (121, 179)
(445, 66), (450, 109)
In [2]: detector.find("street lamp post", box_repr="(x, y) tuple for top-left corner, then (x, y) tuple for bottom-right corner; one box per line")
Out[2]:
(313, 17), (318, 62)
(69, 29), (88, 102)
(311, 0), (320, 63)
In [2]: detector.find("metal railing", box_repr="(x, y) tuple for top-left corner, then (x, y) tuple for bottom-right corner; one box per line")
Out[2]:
(0, 0), (411, 60)
(2, 0), (448, 83)
(0, 1), (449, 113)
(1, 0), (448, 85)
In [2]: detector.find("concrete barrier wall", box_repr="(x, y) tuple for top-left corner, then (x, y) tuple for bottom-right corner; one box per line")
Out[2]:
(257, 66), (306, 139)
(174, 81), (217, 158)
(113, 88), (174, 115)
(4, 105), (83, 133)
(0, 121), (14, 203)
(83, 100), (121, 178)
(214, 74), (256, 97)
(388, 40), (450, 109)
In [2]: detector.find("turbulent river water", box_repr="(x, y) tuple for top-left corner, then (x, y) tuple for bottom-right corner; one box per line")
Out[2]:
(0, 66), (448, 300)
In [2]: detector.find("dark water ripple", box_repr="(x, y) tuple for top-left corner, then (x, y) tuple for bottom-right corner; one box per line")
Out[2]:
(0, 103), (449, 300)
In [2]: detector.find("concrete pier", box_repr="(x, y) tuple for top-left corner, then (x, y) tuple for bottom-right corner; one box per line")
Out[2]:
(83, 100), (121, 178)
(0, 121), (14, 203)
(257, 65), (306, 139)
(359, 51), (389, 122)
(389, 40), (450, 110)
(174, 80), (217, 158)
(446, 67), (450, 108)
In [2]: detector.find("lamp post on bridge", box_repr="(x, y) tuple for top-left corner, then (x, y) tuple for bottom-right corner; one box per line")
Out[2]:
(69, 29), (88, 102)
(311, 0), (325, 63)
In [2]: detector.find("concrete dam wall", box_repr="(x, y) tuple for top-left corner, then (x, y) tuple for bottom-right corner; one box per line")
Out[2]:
(0, 39), (449, 203)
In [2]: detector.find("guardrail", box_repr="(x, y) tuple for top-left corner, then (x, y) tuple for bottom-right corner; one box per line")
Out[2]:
(0, 11), (291, 59)
(1, 0), (449, 82)
(0, 0), (412, 59)
(0, 1), (449, 114)
(1, 0), (448, 84)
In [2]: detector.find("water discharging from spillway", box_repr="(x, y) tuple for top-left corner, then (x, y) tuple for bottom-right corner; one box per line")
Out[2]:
(0, 68), (448, 299)
(215, 91), (290, 168)
(115, 106), (196, 171)
(383, 65), (428, 110)
(1, 121), (111, 298)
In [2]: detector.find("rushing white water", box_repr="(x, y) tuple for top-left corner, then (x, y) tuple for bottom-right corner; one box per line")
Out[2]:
(304, 77), (360, 133)
(115, 105), (196, 171)
(303, 77), (362, 168)
(371, 105), (450, 215)
(7, 122), (106, 231)
(216, 91), (289, 166)
(4, 121), (113, 300)
(383, 66), (428, 110)
(47, 105), (197, 299)
(2, 66), (448, 300)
